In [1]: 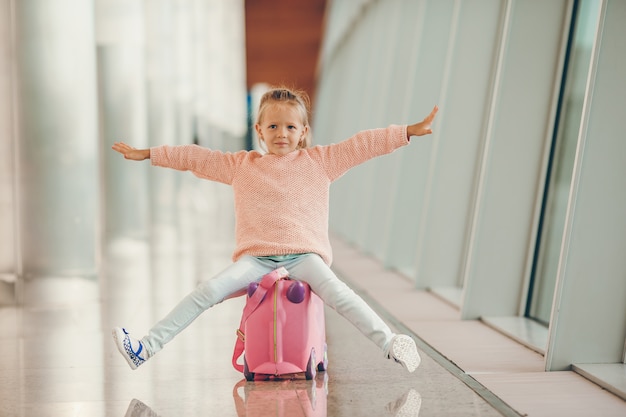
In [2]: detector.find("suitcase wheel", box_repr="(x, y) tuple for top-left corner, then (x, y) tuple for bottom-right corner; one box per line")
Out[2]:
(317, 343), (328, 372)
(243, 356), (255, 381)
(305, 348), (317, 380)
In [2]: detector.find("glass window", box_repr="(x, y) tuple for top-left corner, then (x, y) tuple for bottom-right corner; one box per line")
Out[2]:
(526, 0), (602, 324)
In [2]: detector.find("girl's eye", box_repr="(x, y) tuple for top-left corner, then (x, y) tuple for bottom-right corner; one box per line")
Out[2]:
(269, 125), (276, 129)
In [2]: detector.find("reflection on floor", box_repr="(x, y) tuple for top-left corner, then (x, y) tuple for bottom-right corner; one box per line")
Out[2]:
(0, 183), (503, 417)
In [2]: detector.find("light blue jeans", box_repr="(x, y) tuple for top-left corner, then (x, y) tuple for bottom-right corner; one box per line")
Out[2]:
(141, 253), (394, 357)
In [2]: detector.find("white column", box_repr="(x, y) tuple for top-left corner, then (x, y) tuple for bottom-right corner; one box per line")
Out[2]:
(145, 0), (177, 226)
(96, 0), (148, 242)
(0, 0), (17, 303)
(383, 0), (455, 277)
(15, 0), (99, 279)
(460, 0), (570, 317)
(546, 0), (626, 370)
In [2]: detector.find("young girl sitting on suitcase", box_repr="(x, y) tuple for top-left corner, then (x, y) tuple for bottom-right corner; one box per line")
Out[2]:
(111, 87), (438, 373)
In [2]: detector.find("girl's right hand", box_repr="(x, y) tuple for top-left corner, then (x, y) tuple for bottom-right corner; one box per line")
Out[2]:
(112, 142), (150, 160)
(407, 105), (439, 138)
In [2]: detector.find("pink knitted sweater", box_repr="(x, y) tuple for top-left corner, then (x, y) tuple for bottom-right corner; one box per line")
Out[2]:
(151, 124), (409, 265)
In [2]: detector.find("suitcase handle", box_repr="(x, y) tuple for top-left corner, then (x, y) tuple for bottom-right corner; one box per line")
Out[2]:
(232, 267), (290, 373)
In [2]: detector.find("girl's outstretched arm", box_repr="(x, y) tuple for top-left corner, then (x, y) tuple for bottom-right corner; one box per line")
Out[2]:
(407, 105), (439, 138)
(112, 142), (150, 161)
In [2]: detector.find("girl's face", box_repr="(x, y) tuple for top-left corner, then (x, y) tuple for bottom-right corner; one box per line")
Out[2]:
(255, 103), (308, 156)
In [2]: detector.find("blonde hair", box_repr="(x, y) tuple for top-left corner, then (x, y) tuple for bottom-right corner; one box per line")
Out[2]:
(256, 87), (312, 149)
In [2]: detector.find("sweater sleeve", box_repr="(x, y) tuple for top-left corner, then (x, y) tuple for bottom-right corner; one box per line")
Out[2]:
(308, 124), (409, 181)
(150, 144), (244, 185)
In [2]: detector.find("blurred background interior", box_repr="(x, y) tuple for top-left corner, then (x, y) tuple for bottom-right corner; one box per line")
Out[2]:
(1, 0), (625, 416)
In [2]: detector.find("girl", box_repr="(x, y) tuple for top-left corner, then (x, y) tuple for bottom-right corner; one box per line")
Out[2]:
(112, 87), (438, 373)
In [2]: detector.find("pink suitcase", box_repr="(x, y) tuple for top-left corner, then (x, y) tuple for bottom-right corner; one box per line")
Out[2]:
(232, 267), (328, 380)
(232, 376), (328, 416)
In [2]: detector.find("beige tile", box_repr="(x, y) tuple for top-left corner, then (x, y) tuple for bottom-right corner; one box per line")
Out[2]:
(372, 290), (461, 322)
(407, 321), (545, 374)
(476, 371), (626, 417)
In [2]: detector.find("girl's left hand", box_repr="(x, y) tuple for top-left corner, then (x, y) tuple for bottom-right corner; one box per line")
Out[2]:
(407, 105), (439, 137)
(112, 142), (150, 160)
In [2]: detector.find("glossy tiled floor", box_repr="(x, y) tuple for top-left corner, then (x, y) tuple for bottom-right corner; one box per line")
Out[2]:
(0, 249), (504, 416)
(0, 262), (502, 416)
(0, 183), (506, 417)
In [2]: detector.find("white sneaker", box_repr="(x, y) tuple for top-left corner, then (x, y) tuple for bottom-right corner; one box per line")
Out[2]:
(113, 327), (148, 370)
(124, 399), (160, 417)
(389, 334), (421, 372)
(386, 389), (423, 416)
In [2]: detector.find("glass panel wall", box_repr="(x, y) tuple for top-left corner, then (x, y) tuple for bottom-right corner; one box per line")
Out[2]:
(527, 0), (602, 324)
